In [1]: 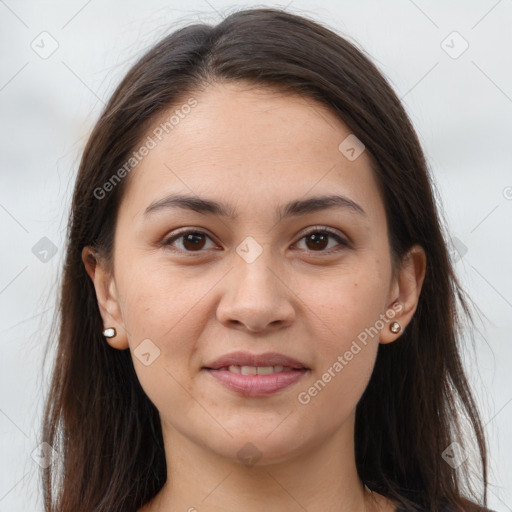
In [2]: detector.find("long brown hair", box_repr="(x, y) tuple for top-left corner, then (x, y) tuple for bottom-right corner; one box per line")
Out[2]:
(41, 7), (490, 512)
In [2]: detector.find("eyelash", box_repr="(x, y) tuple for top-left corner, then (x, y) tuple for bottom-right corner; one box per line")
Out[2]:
(162, 226), (349, 256)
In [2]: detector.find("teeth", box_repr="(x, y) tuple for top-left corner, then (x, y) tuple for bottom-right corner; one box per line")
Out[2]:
(226, 365), (291, 374)
(241, 366), (257, 375)
(255, 366), (274, 375)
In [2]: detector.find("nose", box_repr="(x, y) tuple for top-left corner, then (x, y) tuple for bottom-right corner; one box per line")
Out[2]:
(216, 247), (296, 333)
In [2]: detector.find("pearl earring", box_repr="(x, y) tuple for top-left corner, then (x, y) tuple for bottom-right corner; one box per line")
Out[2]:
(389, 322), (401, 334)
(102, 327), (117, 338)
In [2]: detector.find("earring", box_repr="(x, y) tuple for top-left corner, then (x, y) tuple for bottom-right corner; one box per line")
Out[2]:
(390, 321), (401, 334)
(102, 327), (117, 338)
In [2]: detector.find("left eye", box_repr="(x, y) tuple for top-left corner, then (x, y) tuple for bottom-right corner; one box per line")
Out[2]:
(162, 228), (347, 254)
(294, 228), (348, 252)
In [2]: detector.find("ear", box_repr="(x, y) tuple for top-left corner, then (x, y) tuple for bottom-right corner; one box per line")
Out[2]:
(81, 246), (129, 350)
(380, 244), (426, 344)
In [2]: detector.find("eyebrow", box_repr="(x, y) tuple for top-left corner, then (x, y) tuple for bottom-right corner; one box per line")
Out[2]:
(143, 193), (366, 220)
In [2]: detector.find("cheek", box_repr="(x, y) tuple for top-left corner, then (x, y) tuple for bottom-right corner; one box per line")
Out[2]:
(292, 264), (387, 415)
(117, 254), (203, 333)
(114, 257), (200, 362)
(116, 260), (209, 418)
(299, 265), (389, 354)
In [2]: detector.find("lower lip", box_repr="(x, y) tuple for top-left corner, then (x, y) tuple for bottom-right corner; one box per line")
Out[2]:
(204, 368), (308, 396)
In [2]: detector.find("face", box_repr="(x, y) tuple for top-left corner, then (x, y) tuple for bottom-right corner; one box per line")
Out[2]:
(85, 81), (424, 466)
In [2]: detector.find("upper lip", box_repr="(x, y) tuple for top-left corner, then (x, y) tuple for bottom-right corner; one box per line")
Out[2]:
(204, 351), (308, 370)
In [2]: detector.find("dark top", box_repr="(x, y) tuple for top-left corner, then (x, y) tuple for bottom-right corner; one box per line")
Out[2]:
(392, 501), (496, 512)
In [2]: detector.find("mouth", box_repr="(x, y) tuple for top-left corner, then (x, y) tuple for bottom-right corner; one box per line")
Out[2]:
(202, 351), (309, 397)
(208, 364), (302, 374)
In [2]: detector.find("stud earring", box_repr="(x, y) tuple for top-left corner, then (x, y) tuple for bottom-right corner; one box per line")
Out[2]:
(389, 322), (401, 334)
(102, 327), (117, 338)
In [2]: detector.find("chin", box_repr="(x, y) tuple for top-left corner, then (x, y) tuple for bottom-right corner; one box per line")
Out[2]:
(202, 429), (312, 468)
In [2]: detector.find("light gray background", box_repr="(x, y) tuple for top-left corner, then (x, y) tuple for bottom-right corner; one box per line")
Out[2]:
(1, 1), (511, 510)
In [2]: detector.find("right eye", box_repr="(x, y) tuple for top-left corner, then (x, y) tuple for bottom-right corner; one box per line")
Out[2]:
(162, 229), (218, 254)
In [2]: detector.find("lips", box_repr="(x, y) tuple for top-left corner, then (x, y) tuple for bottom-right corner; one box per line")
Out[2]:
(203, 351), (308, 371)
(202, 351), (309, 397)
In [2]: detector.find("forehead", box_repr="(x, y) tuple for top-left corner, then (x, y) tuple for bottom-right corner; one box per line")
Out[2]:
(118, 81), (383, 222)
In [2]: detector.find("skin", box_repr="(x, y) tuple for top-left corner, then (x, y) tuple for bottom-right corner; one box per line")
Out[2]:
(83, 81), (426, 512)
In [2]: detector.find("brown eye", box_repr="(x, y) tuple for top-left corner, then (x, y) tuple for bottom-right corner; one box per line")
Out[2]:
(295, 228), (348, 253)
(305, 232), (329, 251)
(182, 232), (207, 251)
(163, 230), (215, 252)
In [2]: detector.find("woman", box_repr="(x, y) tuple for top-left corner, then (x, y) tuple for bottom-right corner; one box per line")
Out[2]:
(41, 7), (494, 512)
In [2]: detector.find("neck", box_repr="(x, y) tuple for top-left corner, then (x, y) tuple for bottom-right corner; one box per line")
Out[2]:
(141, 413), (392, 512)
